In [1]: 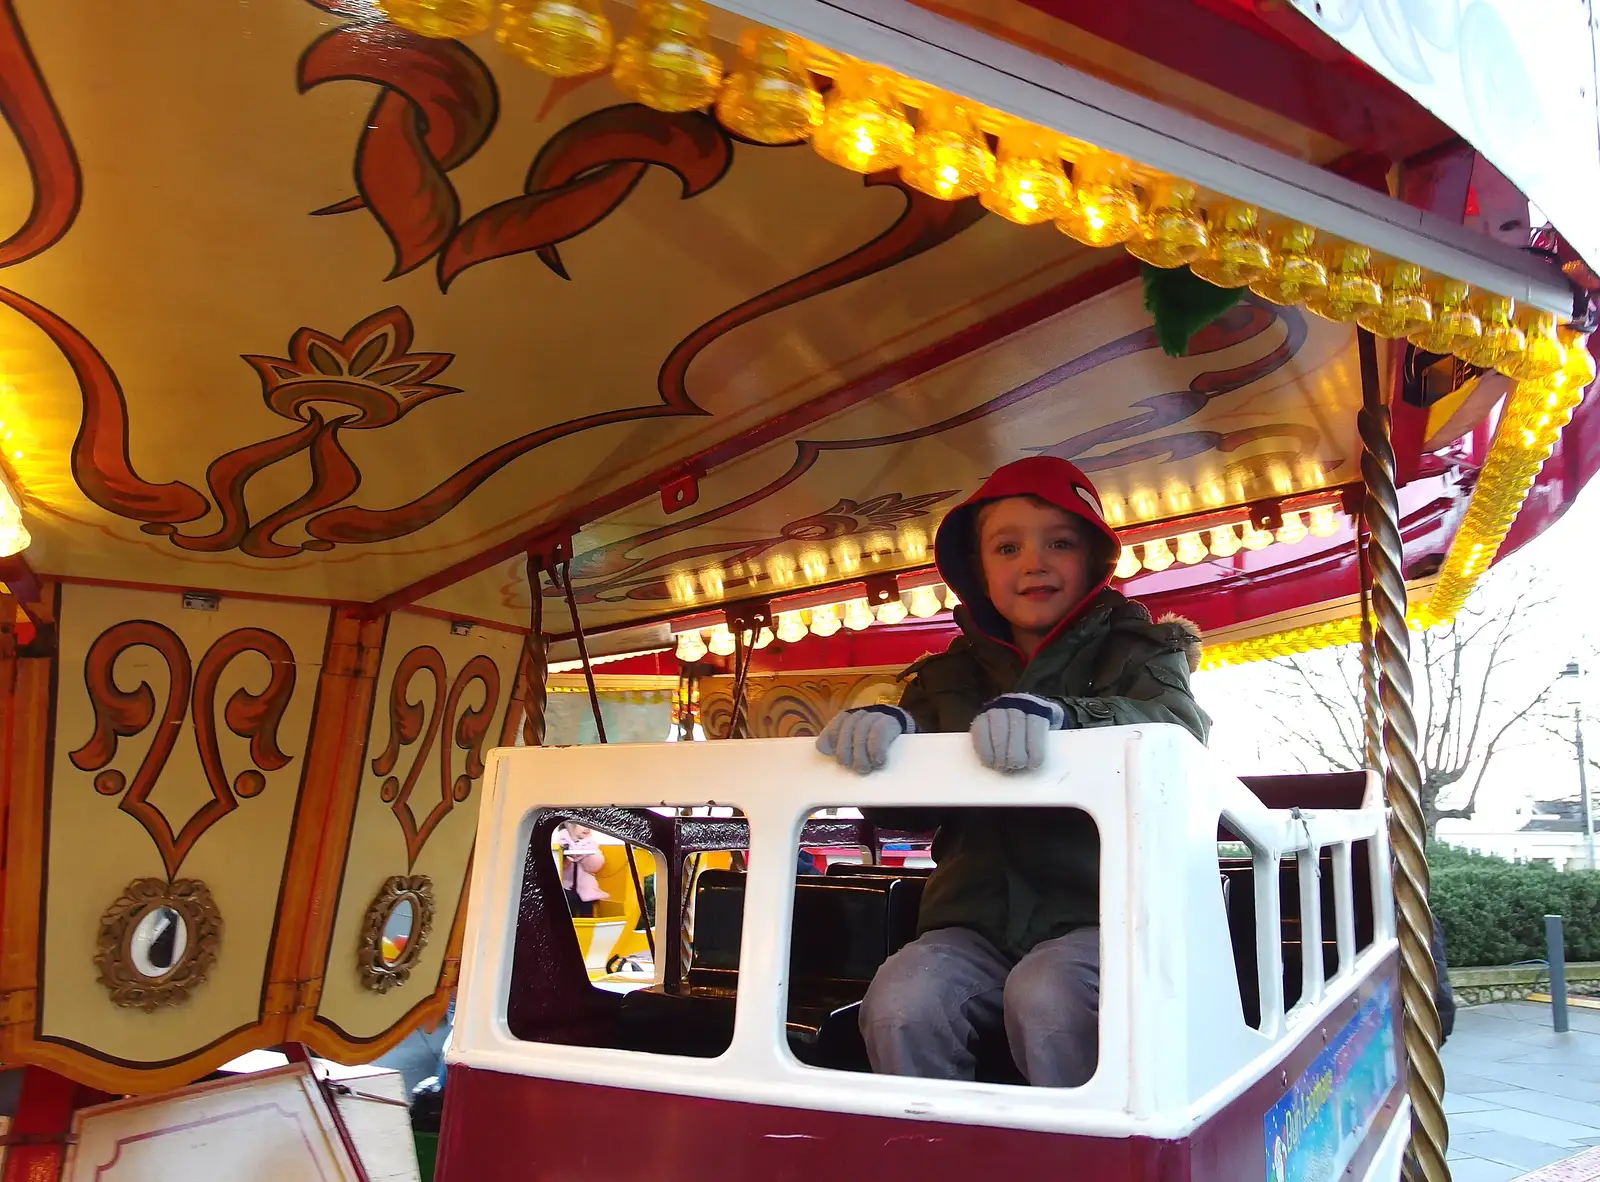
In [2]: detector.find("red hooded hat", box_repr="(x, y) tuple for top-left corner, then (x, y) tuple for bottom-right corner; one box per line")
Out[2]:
(933, 456), (1121, 646)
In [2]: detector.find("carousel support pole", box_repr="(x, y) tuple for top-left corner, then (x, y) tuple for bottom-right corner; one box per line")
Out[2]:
(519, 556), (549, 748)
(1358, 330), (1449, 1182)
(1357, 520), (1386, 776)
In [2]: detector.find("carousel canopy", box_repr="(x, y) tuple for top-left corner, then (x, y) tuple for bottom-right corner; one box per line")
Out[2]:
(0, 0), (1590, 659)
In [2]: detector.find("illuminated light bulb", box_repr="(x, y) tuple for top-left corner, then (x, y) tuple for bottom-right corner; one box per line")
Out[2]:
(1189, 202), (1271, 289)
(943, 587), (961, 610)
(714, 28), (821, 144)
(496, 0), (612, 76)
(876, 597), (908, 625)
(674, 630), (707, 662)
(775, 611), (807, 643)
(1240, 523), (1273, 551)
(811, 61), (914, 174)
(1175, 532), (1208, 565)
(378, 0), (492, 37)
(766, 553), (797, 587)
(898, 527), (928, 562)
(1056, 153), (1139, 247)
(612, 0), (722, 113)
(751, 627), (774, 649)
(698, 566), (724, 598)
(1113, 546), (1141, 580)
(1304, 244), (1382, 323)
(900, 93), (994, 200)
(1409, 278), (1482, 354)
(1558, 328), (1596, 392)
(1125, 178), (1208, 269)
(0, 470), (29, 558)
(1357, 262), (1433, 339)
(1458, 294), (1524, 372)
(807, 604), (841, 637)
(1507, 309), (1567, 383)
(1207, 525), (1241, 558)
(842, 598), (874, 631)
(1308, 504), (1340, 538)
(1250, 222), (1327, 306)
(706, 624), (736, 656)
(1276, 511), (1308, 545)
(980, 126), (1069, 226)
(799, 550), (829, 582)
(1140, 538), (1175, 573)
(908, 585), (941, 617)
(834, 539), (862, 574)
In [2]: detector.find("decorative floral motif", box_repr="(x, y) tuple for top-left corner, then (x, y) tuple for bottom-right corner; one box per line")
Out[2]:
(70, 622), (298, 880)
(371, 648), (500, 867)
(244, 306), (459, 430)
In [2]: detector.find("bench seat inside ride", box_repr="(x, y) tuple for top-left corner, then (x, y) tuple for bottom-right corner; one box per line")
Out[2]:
(442, 728), (1407, 1181)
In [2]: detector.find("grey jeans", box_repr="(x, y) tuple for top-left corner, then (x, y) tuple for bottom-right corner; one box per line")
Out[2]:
(859, 925), (1100, 1086)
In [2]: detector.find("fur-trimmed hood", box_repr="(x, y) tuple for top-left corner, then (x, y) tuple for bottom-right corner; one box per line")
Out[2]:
(1155, 612), (1204, 673)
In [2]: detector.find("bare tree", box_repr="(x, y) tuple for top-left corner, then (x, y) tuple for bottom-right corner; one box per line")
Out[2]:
(1253, 584), (1566, 838)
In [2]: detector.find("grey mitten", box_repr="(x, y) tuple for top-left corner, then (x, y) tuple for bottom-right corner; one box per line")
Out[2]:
(816, 705), (915, 774)
(971, 693), (1066, 772)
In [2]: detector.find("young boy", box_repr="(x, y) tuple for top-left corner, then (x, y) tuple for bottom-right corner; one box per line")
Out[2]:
(816, 456), (1208, 1087)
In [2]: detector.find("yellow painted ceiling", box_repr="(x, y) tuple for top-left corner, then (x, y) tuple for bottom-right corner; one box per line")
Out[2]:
(1, 0), (1366, 631)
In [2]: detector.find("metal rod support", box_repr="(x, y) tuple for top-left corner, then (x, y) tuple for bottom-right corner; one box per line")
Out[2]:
(1358, 330), (1450, 1182)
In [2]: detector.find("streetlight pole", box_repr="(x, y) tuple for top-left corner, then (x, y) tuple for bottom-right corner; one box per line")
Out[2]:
(1561, 662), (1594, 870)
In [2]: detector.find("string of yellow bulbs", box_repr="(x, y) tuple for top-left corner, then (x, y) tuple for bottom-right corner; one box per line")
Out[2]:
(376, 0), (1585, 382)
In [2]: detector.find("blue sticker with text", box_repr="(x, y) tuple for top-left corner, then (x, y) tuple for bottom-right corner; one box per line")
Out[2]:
(1265, 977), (1398, 1182)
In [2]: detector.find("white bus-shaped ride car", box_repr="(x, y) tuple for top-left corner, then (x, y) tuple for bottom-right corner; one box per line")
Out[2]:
(440, 724), (1406, 1182)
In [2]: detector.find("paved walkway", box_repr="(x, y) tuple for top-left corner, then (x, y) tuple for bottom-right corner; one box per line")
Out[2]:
(1444, 1002), (1600, 1180)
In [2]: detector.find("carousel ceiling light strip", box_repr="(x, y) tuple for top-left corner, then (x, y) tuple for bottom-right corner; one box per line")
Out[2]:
(0, 467), (29, 558)
(1206, 334), (1594, 667)
(375, 0), (1583, 384)
(547, 646), (672, 673)
(670, 580), (961, 659)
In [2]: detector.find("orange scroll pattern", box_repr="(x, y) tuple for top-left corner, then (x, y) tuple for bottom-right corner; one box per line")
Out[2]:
(370, 646), (500, 867)
(68, 622), (298, 880)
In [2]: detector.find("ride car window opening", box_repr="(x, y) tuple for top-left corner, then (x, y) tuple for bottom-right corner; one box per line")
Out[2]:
(507, 809), (738, 1058)
(786, 807), (1099, 1086)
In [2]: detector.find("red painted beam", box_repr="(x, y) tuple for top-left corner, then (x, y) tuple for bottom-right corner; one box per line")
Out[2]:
(1008, 0), (1453, 161)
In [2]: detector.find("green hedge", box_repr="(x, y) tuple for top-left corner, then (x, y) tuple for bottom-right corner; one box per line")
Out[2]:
(1429, 844), (1600, 967)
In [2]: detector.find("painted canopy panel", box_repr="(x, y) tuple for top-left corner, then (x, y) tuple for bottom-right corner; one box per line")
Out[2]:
(0, 0), (1101, 598)
(0, 0), (1371, 633)
(424, 285), (1362, 630)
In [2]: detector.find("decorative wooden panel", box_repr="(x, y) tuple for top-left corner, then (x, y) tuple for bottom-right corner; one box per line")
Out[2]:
(11, 584), (329, 1087)
(302, 612), (523, 1056)
(700, 672), (901, 739)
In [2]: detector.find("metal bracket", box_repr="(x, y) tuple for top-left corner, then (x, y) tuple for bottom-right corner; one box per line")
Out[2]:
(525, 533), (574, 575)
(722, 599), (772, 633)
(863, 574), (900, 609)
(1251, 500), (1283, 532)
(660, 470), (701, 515)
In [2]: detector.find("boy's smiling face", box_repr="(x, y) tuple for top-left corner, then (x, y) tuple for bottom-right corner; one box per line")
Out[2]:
(976, 495), (1099, 655)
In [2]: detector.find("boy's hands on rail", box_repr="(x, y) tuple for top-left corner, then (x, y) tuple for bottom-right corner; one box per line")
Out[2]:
(971, 693), (1065, 772)
(816, 705), (915, 774)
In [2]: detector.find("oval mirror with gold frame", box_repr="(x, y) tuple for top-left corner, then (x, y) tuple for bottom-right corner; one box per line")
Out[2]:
(358, 874), (435, 993)
(95, 878), (221, 1011)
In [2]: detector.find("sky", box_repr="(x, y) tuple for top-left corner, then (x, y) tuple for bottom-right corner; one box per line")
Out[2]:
(1193, 477), (1600, 833)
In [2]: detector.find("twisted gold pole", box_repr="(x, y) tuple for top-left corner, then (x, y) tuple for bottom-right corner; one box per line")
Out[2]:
(1358, 527), (1386, 776)
(1358, 332), (1448, 1182)
(520, 557), (548, 747)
